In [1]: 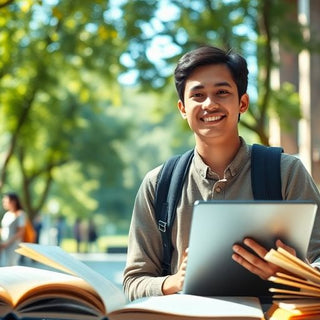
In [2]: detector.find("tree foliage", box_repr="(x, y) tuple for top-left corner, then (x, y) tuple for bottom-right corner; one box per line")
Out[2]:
(0, 0), (130, 222)
(0, 0), (317, 233)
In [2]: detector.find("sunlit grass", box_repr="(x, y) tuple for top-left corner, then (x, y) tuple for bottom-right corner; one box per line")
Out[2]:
(60, 235), (128, 253)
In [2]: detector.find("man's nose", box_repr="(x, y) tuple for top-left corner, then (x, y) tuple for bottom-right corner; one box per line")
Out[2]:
(202, 96), (218, 110)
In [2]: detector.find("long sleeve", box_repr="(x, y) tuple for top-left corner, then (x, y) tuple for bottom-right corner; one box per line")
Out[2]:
(123, 166), (169, 301)
(280, 154), (320, 262)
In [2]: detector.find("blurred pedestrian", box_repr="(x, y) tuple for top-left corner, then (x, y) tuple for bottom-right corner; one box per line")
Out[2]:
(56, 215), (65, 247)
(33, 214), (43, 244)
(74, 218), (82, 253)
(0, 192), (26, 266)
(88, 218), (98, 252)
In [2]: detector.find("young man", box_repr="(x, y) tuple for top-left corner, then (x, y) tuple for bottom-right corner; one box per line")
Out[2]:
(123, 45), (320, 301)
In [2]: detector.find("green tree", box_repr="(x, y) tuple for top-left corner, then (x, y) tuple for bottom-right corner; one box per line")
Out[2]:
(0, 0), (128, 220)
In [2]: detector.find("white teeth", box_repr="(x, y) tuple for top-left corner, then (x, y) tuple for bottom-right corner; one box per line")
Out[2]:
(203, 116), (223, 122)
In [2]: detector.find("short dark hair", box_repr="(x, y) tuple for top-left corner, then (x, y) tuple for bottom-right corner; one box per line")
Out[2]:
(174, 45), (248, 104)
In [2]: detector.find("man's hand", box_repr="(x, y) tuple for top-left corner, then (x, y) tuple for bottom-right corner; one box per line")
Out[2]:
(162, 248), (188, 295)
(232, 238), (296, 280)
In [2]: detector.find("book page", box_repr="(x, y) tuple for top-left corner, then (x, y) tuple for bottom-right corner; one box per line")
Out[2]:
(270, 287), (320, 298)
(0, 266), (101, 308)
(277, 299), (320, 311)
(265, 249), (320, 285)
(0, 285), (13, 307)
(277, 247), (320, 277)
(273, 272), (320, 289)
(109, 295), (263, 320)
(268, 301), (320, 320)
(16, 243), (127, 313)
(269, 274), (320, 293)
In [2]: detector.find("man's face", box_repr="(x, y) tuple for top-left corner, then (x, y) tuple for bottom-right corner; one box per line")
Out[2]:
(178, 64), (249, 144)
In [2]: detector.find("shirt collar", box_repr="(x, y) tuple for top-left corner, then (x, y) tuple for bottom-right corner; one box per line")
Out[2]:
(193, 137), (250, 179)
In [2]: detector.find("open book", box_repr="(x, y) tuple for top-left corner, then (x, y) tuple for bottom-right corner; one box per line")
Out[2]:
(0, 243), (264, 320)
(264, 247), (320, 319)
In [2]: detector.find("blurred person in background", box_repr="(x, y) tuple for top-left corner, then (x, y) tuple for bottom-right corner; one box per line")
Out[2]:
(74, 217), (82, 253)
(88, 218), (98, 253)
(0, 192), (26, 266)
(56, 215), (65, 247)
(33, 214), (43, 244)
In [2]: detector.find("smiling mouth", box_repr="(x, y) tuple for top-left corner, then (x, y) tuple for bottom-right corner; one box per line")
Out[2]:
(202, 115), (225, 122)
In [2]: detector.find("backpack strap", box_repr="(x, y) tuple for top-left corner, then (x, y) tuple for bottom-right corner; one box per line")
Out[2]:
(155, 149), (194, 275)
(251, 144), (284, 200)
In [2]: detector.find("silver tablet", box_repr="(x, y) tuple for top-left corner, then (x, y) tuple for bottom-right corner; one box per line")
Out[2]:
(182, 200), (317, 297)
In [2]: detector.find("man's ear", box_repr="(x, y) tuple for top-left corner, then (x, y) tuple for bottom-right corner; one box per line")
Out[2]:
(239, 93), (249, 114)
(177, 100), (187, 119)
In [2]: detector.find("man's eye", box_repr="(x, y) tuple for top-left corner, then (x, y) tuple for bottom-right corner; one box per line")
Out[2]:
(217, 90), (229, 95)
(192, 93), (203, 98)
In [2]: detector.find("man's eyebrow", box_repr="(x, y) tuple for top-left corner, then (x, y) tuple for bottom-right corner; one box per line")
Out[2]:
(214, 81), (232, 88)
(189, 82), (232, 91)
(189, 84), (204, 91)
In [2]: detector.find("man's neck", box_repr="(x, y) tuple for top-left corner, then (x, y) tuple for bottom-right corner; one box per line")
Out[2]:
(195, 136), (241, 178)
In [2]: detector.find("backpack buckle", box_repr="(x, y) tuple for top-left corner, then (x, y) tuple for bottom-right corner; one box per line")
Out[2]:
(158, 220), (167, 232)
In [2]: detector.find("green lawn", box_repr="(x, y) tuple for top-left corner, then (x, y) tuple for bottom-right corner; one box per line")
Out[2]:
(60, 235), (128, 253)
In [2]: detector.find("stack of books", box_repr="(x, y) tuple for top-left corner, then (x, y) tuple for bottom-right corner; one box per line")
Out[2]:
(265, 247), (320, 319)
